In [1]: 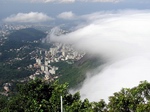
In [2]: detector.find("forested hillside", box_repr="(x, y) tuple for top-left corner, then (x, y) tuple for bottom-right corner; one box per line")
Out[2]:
(52, 55), (102, 88)
(8, 28), (46, 42)
(0, 28), (49, 86)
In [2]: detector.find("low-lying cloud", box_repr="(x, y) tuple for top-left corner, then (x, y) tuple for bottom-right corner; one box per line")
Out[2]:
(3, 12), (53, 23)
(46, 10), (150, 102)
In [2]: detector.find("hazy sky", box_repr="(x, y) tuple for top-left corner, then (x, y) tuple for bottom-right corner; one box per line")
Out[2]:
(1, 0), (150, 24)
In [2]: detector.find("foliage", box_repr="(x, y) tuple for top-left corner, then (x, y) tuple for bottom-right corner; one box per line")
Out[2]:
(52, 57), (101, 88)
(2, 79), (150, 111)
(0, 95), (8, 111)
(0, 28), (47, 85)
(108, 81), (150, 112)
(8, 28), (46, 42)
(0, 62), (35, 82)
(0, 79), (106, 112)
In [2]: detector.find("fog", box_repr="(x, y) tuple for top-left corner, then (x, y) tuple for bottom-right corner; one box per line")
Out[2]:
(46, 10), (150, 102)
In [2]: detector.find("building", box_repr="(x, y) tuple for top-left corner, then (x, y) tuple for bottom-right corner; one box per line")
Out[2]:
(50, 48), (57, 56)
(41, 65), (45, 71)
(36, 58), (41, 65)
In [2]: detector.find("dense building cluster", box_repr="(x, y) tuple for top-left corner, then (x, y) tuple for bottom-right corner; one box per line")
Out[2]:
(31, 43), (85, 81)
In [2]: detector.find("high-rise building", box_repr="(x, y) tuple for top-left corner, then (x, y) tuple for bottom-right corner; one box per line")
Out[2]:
(50, 48), (57, 56)
(36, 58), (41, 65)
(41, 65), (45, 71)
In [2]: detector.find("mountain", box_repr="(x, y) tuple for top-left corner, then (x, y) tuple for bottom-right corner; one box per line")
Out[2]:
(0, 28), (47, 85)
(8, 28), (46, 42)
(51, 55), (103, 88)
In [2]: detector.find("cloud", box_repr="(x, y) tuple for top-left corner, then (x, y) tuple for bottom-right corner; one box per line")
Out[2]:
(3, 12), (53, 23)
(29, 0), (75, 3)
(57, 11), (76, 20)
(60, 0), (75, 3)
(46, 10), (150, 103)
(80, 0), (121, 3)
(24, 0), (121, 3)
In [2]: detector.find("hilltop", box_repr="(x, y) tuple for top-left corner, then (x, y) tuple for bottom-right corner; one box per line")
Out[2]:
(8, 28), (46, 42)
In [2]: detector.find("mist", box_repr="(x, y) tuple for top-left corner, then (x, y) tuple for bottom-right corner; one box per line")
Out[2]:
(46, 10), (150, 102)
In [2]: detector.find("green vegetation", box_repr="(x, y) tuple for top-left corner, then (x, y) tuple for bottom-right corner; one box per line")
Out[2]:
(0, 28), (48, 84)
(0, 28), (47, 61)
(51, 57), (101, 88)
(1, 79), (150, 111)
(8, 28), (46, 42)
(0, 79), (106, 112)
(108, 81), (150, 112)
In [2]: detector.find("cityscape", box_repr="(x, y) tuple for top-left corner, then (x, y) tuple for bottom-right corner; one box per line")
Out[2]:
(0, 23), (85, 94)
(31, 42), (85, 81)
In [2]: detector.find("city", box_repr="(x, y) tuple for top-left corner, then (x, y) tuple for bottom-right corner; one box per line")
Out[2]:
(0, 24), (85, 94)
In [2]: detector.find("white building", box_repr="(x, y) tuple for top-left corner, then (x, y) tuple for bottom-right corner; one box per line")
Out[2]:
(41, 65), (45, 71)
(45, 72), (51, 80)
(50, 48), (57, 56)
(36, 58), (41, 65)
(29, 75), (36, 80)
(62, 50), (67, 57)
(40, 50), (42, 55)
(73, 51), (78, 57)
(49, 67), (56, 75)
(45, 66), (49, 72)
(45, 61), (48, 66)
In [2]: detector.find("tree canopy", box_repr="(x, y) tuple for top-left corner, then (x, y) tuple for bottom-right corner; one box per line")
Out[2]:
(1, 79), (150, 112)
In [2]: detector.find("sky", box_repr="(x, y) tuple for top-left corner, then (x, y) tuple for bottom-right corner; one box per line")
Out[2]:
(1, 0), (150, 24)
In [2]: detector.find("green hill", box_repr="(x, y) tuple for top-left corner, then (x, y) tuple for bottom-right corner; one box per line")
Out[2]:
(8, 28), (46, 42)
(52, 55), (103, 88)
(0, 28), (47, 85)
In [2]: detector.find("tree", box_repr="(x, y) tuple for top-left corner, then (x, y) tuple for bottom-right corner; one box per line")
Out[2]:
(4, 78), (150, 112)
(4, 79), (86, 112)
(5, 79), (69, 111)
(92, 100), (107, 112)
(108, 81), (150, 112)
(0, 95), (8, 111)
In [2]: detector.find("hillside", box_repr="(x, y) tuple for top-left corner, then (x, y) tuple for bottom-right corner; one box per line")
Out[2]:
(0, 27), (102, 90)
(51, 55), (103, 88)
(0, 28), (48, 86)
(8, 28), (46, 42)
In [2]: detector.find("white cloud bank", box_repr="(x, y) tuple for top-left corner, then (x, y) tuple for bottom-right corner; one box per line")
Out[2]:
(4, 12), (53, 23)
(57, 11), (76, 20)
(46, 10), (150, 103)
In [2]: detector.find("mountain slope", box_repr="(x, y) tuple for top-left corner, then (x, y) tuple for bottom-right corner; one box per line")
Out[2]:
(52, 55), (103, 88)
(8, 28), (46, 42)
